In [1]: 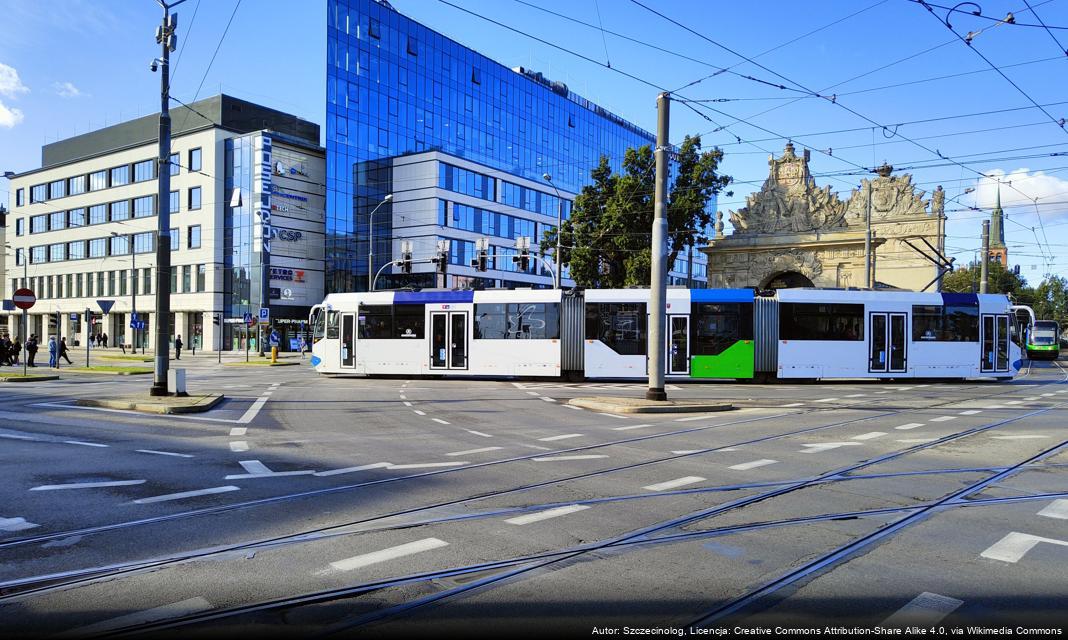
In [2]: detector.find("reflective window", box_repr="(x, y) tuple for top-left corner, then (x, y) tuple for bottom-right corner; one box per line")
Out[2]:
(110, 200), (130, 221)
(585, 302), (646, 355)
(780, 303), (864, 341)
(68, 240), (86, 260)
(31, 246), (47, 263)
(110, 165), (130, 187)
(134, 195), (155, 218)
(188, 225), (201, 249)
(89, 204), (107, 225)
(16, 188), (24, 206)
(30, 184), (47, 203)
(15, 218), (24, 236)
(68, 208), (86, 227)
(49, 211), (66, 230)
(692, 303), (754, 356)
(69, 175), (86, 196)
(475, 303), (559, 339)
(170, 227), (179, 250)
(134, 232), (154, 254)
(169, 153), (180, 176)
(189, 148), (202, 172)
(49, 179), (65, 199)
(439, 163), (494, 201)
(89, 170), (108, 191)
(134, 159), (155, 182)
(170, 190), (179, 214)
(110, 235), (130, 255)
(30, 215), (47, 233)
(49, 243), (65, 262)
(912, 304), (979, 342)
(197, 264), (206, 292)
(89, 238), (107, 258)
(189, 186), (201, 210)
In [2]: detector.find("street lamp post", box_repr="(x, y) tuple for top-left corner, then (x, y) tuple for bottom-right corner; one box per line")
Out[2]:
(366, 194), (393, 291)
(542, 174), (564, 289)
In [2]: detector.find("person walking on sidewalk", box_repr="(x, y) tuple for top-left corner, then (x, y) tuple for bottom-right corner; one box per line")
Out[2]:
(26, 335), (38, 367)
(48, 336), (58, 369)
(174, 334), (183, 360)
(59, 337), (73, 365)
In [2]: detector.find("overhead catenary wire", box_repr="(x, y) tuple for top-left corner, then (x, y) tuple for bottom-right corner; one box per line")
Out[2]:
(1022, 0), (1068, 55)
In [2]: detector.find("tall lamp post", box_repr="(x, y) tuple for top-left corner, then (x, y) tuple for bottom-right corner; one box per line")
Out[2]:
(542, 174), (565, 289)
(110, 232), (137, 352)
(366, 194), (393, 291)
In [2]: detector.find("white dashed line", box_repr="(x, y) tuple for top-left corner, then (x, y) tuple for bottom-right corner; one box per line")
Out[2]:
(981, 532), (1068, 563)
(728, 459), (777, 471)
(897, 438), (939, 443)
(239, 460), (272, 475)
(315, 462), (391, 477)
(526, 391), (540, 396)
(506, 504), (590, 525)
(1003, 401), (1023, 405)
(329, 538), (449, 572)
(800, 442), (862, 453)
(533, 455), (609, 462)
(929, 416), (956, 422)
(132, 486), (239, 504)
(237, 397), (269, 424)
(781, 402), (804, 407)
(229, 441), (249, 452)
(466, 430), (493, 438)
(413, 410), (426, 416)
(597, 413), (630, 420)
(540, 397), (557, 403)
(643, 476), (706, 492)
(538, 433), (583, 442)
(1041, 393), (1055, 397)
(446, 447), (503, 457)
(31, 480), (146, 491)
(895, 423), (925, 431)
(403, 401), (412, 407)
(1024, 397), (1041, 401)
(613, 423), (654, 431)
(813, 398), (839, 403)
(136, 449), (194, 458)
(387, 462), (467, 470)
(852, 432), (886, 441)
(64, 440), (109, 448)
(71, 597), (213, 636)
(674, 415), (713, 422)
(1038, 499), (1068, 520)
(431, 418), (450, 425)
(0, 517), (39, 532)
(229, 427), (247, 437)
(991, 435), (1049, 440)
(564, 405), (584, 411)
(883, 592), (963, 626)
(0, 434), (36, 441)
(959, 410), (983, 415)
(844, 394), (867, 398)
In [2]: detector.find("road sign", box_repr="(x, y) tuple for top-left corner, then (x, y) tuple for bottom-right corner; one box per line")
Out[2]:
(131, 312), (139, 322)
(70, 313), (79, 320)
(97, 299), (115, 314)
(12, 288), (36, 310)
(130, 320), (145, 330)
(259, 307), (270, 322)
(269, 330), (280, 347)
(243, 312), (255, 327)
(2, 300), (15, 311)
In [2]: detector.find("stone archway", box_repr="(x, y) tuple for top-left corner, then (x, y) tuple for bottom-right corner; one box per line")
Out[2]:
(761, 270), (814, 290)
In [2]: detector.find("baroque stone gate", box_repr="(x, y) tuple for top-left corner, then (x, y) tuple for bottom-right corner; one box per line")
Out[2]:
(703, 143), (945, 291)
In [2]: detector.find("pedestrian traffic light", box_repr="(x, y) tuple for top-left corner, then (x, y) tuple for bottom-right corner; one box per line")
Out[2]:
(399, 240), (413, 274)
(471, 237), (489, 272)
(512, 236), (531, 272)
(432, 239), (450, 274)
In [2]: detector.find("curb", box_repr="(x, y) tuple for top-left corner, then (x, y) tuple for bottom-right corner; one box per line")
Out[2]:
(60, 369), (154, 376)
(0, 375), (60, 383)
(568, 397), (734, 414)
(75, 394), (225, 415)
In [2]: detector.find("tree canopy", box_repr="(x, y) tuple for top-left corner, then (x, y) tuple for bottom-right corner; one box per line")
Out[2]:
(541, 135), (731, 288)
(943, 262), (1068, 328)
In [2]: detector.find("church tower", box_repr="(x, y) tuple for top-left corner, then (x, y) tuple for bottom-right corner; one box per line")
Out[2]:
(988, 183), (1008, 267)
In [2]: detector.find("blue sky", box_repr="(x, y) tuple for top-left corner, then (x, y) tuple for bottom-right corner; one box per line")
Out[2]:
(1, 0), (1066, 283)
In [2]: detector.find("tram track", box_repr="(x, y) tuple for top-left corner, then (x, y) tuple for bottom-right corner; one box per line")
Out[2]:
(81, 398), (1068, 637)
(1, 368), (1064, 606)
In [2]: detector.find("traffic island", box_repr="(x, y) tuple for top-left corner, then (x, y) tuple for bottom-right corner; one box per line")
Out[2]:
(568, 396), (734, 414)
(61, 366), (154, 375)
(0, 372), (60, 383)
(75, 393), (225, 414)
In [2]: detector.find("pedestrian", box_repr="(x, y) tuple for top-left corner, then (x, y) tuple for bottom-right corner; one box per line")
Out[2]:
(102, 332), (109, 349)
(10, 337), (20, 366)
(298, 335), (307, 359)
(0, 337), (9, 366)
(174, 334), (183, 360)
(26, 335), (38, 367)
(48, 336), (58, 369)
(59, 337), (73, 365)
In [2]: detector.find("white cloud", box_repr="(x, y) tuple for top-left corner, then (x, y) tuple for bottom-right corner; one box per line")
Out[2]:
(0, 100), (24, 127)
(975, 168), (1068, 218)
(53, 81), (85, 99)
(0, 62), (29, 98)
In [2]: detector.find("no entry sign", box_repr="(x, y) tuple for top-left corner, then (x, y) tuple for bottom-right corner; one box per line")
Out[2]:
(12, 288), (36, 310)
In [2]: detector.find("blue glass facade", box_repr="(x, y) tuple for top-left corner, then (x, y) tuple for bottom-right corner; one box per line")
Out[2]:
(327, 0), (707, 291)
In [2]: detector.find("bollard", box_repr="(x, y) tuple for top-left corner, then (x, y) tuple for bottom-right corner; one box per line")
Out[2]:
(271, 346), (278, 364)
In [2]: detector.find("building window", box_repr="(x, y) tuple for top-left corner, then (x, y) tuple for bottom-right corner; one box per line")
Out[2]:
(182, 265), (191, 293)
(49, 243), (65, 262)
(69, 175), (86, 196)
(134, 159), (155, 182)
(75, 273), (83, 298)
(188, 186), (201, 210)
(30, 184), (47, 203)
(110, 165), (130, 187)
(197, 264), (206, 292)
(30, 215), (47, 234)
(143, 268), (152, 295)
(368, 17), (380, 39)
(170, 190), (179, 214)
(170, 227), (179, 250)
(110, 235), (130, 256)
(89, 170), (108, 191)
(119, 269), (128, 296)
(31, 246), (47, 264)
(189, 148), (202, 172)
(97, 272), (105, 297)
(134, 232), (154, 254)
(169, 153), (179, 176)
(68, 240), (86, 260)
(107, 271), (115, 296)
(15, 218), (24, 236)
(14, 248), (23, 266)
(49, 211), (67, 231)
(49, 179), (66, 199)
(110, 200), (130, 221)
(89, 204), (107, 225)
(133, 195), (155, 218)
(471, 68), (481, 85)
(16, 188), (24, 206)
(89, 238), (107, 258)
(68, 208), (86, 227)
(188, 225), (201, 249)
(407, 36), (418, 56)
(171, 267), (178, 293)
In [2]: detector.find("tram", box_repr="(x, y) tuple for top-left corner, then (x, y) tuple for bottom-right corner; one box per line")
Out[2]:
(1026, 320), (1061, 360)
(309, 288), (1025, 381)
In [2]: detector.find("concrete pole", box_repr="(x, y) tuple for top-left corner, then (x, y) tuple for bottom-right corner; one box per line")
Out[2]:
(864, 180), (872, 289)
(980, 220), (990, 294)
(647, 92), (670, 402)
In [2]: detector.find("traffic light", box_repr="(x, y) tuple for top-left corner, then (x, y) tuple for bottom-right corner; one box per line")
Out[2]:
(432, 239), (450, 274)
(212, 314), (221, 326)
(471, 237), (489, 272)
(512, 236), (531, 272)
(399, 240), (413, 274)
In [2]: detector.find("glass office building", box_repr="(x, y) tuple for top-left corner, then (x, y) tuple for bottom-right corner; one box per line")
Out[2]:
(326, 0), (709, 291)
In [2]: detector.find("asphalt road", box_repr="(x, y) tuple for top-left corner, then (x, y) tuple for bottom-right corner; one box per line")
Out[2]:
(1, 355), (1066, 637)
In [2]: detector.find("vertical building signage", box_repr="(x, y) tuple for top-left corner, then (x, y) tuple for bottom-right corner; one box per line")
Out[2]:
(256, 135), (273, 257)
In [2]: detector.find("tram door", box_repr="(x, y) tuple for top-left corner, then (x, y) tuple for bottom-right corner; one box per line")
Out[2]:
(341, 313), (355, 368)
(430, 311), (468, 370)
(667, 315), (690, 375)
(981, 314), (1010, 373)
(869, 312), (907, 373)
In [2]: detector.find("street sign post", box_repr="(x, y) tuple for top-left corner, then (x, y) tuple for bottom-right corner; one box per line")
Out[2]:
(97, 299), (115, 315)
(13, 289), (35, 376)
(259, 307), (270, 322)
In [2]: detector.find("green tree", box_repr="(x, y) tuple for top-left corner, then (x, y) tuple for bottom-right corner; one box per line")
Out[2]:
(542, 136), (731, 288)
(941, 261), (1029, 298)
(1031, 274), (1068, 326)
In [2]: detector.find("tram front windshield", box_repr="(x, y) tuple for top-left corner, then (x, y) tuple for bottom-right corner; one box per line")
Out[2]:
(1032, 322), (1058, 345)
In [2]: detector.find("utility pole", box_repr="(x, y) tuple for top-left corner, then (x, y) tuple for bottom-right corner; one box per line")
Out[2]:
(864, 180), (872, 289)
(870, 231), (877, 289)
(980, 219), (990, 294)
(647, 92), (670, 402)
(150, 1), (182, 395)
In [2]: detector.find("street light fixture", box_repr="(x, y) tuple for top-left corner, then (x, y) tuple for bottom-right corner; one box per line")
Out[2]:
(542, 174), (564, 289)
(367, 193), (393, 291)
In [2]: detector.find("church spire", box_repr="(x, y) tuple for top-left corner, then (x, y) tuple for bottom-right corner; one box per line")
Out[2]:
(988, 182), (1008, 266)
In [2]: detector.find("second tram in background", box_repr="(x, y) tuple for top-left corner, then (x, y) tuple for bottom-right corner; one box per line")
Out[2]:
(310, 288), (1027, 381)
(1026, 320), (1061, 360)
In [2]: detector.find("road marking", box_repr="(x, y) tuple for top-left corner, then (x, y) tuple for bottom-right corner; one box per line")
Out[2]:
(329, 538), (449, 572)
(781, 402), (804, 407)
(981, 532), (1068, 563)
(413, 410), (426, 416)
(533, 455), (609, 462)
(1024, 397), (1041, 401)
(643, 476), (706, 492)
(852, 432), (887, 441)
(1041, 393), (1055, 397)
(844, 394), (867, 398)
(262, 391), (273, 396)
(895, 423), (925, 430)
(237, 397), (269, 424)
(538, 433), (583, 442)
(505, 504), (590, 525)
(30, 480), (146, 491)
(224, 460), (315, 479)
(674, 415), (714, 422)
(982, 406), (1008, 410)
(132, 486), (239, 505)
(399, 395), (406, 400)
(403, 401), (413, 407)
(875, 391), (892, 394)
(0, 517), (39, 532)
(1057, 390), (1068, 394)
(613, 423), (654, 431)
(524, 444), (552, 451)
(315, 462), (392, 477)
(813, 398), (839, 403)
(929, 416), (956, 422)
(800, 442), (863, 453)
(229, 427), (247, 437)
(64, 440), (109, 448)
(229, 441), (249, 452)
(597, 413), (629, 420)
(431, 418), (450, 425)
(526, 391), (540, 396)
(70, 597), (213, 636)
(1003, 401), (1023, 406)
(992, 435), (1049, 440)
(446, 447), (502, 457)
(1038, 499), (1068, 520)
(0, 433), (36, 441)
(883, 592), (963, 627)
(540, 397), (557, 403)
(136, 449), (194, 458)
(564, 405), (584, 411)
(387, 462), (467, 470)
(466, 430), (493, 438)
(239, 460), (272, 475)
(959, 410), (983, 415)
(897, 438), (939, 443)
(729, 459), (777, 471)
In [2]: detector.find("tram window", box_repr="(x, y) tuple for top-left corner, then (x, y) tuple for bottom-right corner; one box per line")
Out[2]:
(393, 304), (425, 338)
(692, 303), (753, 356)
(911, 304), (978, 342)
(358, 305), (392, 339)
(326, 311), (340, 340)
(312, 309), (326, 342)
(586, 302), (647, 355)
(779, 303), (863, 341)
(475, 303), (559, 339)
